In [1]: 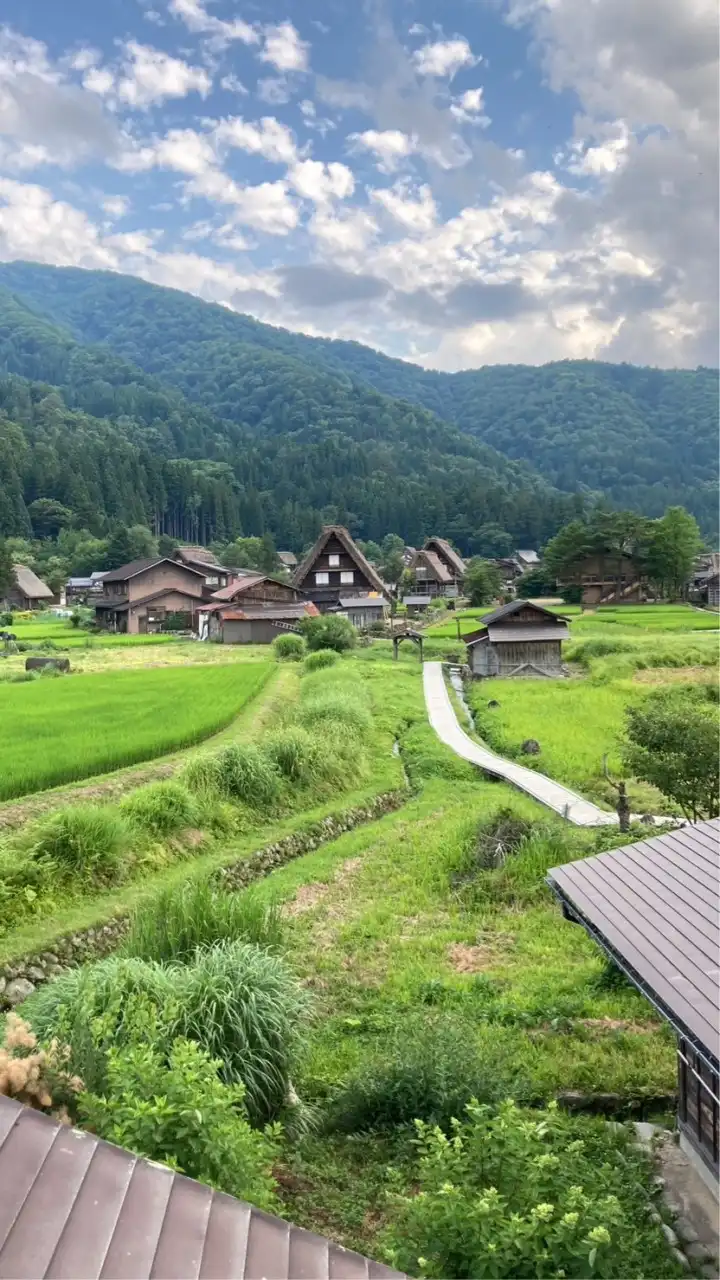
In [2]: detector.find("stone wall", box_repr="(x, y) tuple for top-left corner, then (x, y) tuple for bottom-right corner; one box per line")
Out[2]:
(0, 788), (406, 1008)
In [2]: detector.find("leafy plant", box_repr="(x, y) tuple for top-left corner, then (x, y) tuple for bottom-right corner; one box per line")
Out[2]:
(303, 648), (340, 672)
(0, 1012), (82, 1112)
(123, 877), (283, 963)
(214, 742), (282, 809)
(30, 804), (130, 882)
(301, 614), (357, 653)
(464, 558), (503, 607)
(120, 780), (199, 836)
(383, 1100), (679, 1279)
(77, 998), (278, 1209)
(623, 685), (719, 819)
(272, 632), (305, 661)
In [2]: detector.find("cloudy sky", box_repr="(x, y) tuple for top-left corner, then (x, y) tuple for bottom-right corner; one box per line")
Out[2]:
(0, 0), (717, 369)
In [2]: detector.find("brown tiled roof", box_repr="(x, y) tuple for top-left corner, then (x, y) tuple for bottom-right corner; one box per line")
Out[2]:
(548, 819), (720, 1054)
(0, 1096), (402, 1280)
(102, 558), (205, 584)
(211, 576), (269, 602)
(221, 603), (319, 621)
(424, 537), (466, 576)
(13, 565), (53, 600)
(293, 527), (387, 595)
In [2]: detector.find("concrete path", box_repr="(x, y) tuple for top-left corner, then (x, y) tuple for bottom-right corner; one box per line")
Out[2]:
(423, 662), (618, 827)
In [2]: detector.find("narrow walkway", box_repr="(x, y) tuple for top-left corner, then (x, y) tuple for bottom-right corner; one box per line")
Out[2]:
(423, 662), (618, 827)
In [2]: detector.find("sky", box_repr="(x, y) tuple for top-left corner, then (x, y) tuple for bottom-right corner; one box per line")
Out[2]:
(0, 0), (717, 370)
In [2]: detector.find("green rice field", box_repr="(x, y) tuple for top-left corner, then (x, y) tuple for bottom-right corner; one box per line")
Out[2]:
(0, 663), (271, 800)
(427, 601), (719, 638)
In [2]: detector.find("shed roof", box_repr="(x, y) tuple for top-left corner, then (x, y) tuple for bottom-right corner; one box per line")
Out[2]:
(0, 1096), (401, 1280)
(424, 537), (466, 576)
(13, 565), (53, 600)
(339, 596), (387, 609)
(97, 587), (202, 613)
(102, 557), (204, 584)
(211, 575), (265, 602)
(547, 819), (720, 1056)
(515, 549), (540, 565)
(480, 599), (568, 627)
(278, 551), (298, 567)
(221, 603), (318, 621)
(402, 595), (433, 606)
(293, 527), (386, 596)
(486, 624), (570, 643)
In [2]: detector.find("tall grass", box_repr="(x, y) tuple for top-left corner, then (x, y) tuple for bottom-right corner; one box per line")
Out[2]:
(25, 941), (311, 1126)
(120, 780), (199, 836)
(0, 663), (271, 800)
(29, 804), (131, 882)
(123, 876), (283, 963)
(214, 742), (282, 808)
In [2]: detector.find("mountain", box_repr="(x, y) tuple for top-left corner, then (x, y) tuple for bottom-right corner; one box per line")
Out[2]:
(0, 261), (715, 536)
(0, 283), (580, 551)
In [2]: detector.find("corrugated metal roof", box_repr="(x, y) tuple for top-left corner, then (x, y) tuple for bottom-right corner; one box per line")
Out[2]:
(0, 1097), (402, 1280)
(548, 819), (720, 1055)
(13, 565), (53, 600)
(487, 624), (570, 642)
(339, 596), (387, 609)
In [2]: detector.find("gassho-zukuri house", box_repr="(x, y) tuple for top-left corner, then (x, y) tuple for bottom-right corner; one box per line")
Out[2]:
(548, 819), (719, 1187)
(464, 600), (570, 679)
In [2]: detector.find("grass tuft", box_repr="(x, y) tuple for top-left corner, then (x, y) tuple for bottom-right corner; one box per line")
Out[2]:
(120, 780), (199, 836)
(123, 876), (284, 963)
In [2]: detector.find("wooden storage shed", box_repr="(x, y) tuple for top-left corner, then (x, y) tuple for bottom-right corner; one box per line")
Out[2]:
(547, 820), (719, 1186)
(464, 600), (569, 679)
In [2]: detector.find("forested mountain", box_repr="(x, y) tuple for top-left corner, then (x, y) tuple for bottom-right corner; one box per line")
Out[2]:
(0, 261), (714, 535)
(0, 285), (582, 551)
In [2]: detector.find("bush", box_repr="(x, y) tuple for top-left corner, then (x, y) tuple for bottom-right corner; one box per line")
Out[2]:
(77, 997), (278, 1209)
(273, 632), (305, 661)
(180, 752), (223, 798)
(26, 941), (310, 1127)
(120, 780), (199, 836)
(301, 614), (357, 653)
(214, 743), (282, 808)
(327, 1017), (529, 1134)
(383, 1100), (677, 1279)
(264, 725), (323, 786)
(30, 804), (130, 882)
(303, 648), (339, 672)
(123, 877), (284, 964)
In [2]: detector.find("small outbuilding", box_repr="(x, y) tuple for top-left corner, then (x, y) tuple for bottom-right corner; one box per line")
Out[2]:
(547, 820), (719, 1186)
(3, 565), (54, 611)
(464, 599), (569, 678)
(335, 594), (388, 629)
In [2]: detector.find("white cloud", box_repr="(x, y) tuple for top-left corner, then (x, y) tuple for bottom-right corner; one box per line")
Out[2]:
(230, 181), (299, 234)
(450, 86), (490, 125)
(117, 127), (218, 176)
(167, 0), (258, 47)
(70, 47), (101, 73)
(370, 182), (437, 233)
(82, 67), (114, 96)
(350, 129), (415, 173)
(288, 159), (354, 204)
(256, 77), (291, 105)
(220, 73), (248, 94)
(116, 41), (212, 107)
(102, 194), (130, 217)
(259, 21), (309, 73)
(309, 206), (378, 256)
(412, 38), (477, 78)
(0, 177), (117, 267)
(213, 115), (297, 165)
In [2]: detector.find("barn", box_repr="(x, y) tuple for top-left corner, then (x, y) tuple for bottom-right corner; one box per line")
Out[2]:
(464, 600), (569, 679)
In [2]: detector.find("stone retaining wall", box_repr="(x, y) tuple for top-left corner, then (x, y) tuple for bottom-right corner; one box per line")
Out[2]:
(0, 788), (406, 1008)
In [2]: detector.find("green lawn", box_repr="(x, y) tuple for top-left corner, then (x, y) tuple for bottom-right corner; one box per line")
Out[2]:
(0, 662), (271, 799)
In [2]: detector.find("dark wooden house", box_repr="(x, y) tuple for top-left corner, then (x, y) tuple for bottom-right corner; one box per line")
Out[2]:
(557, 553), (647, 607)
(548, 820), (719, 1187)
(292, 526), (387, 613)
(406, 549), (454, 600)
(464, 600), (569, 678)
(424, 537), (466, 583)
(3, 565), (54, 611)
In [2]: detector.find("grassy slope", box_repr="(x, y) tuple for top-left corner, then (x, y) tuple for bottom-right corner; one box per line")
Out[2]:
(0, 662), (272, 799)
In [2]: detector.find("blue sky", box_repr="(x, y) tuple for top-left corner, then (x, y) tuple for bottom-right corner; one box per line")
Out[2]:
(0, 0), (716, 368)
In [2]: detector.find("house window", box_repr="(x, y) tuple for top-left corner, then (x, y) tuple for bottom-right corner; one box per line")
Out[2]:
(341, 571), (354, 584)
(315, 572), (329, 585)
(328, 554), (340, 568)
(206, 576), (219, 585)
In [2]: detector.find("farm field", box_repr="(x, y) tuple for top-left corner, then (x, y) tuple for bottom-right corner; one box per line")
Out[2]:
(427, 601), (719, 639)
(0, 662), (271, 799)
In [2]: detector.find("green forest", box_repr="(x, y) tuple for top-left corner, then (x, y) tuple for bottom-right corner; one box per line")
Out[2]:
(0, 261), (716, 555)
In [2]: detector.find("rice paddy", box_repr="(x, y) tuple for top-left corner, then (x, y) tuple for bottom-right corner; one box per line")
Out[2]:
(0, 662), (271, 800)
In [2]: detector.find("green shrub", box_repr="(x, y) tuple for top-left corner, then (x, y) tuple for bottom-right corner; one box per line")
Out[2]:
(30, 804), (130, 882)
(273, 632), (305, 661)
(327, 1017), (530, 1134)
(120, 780), (199, 836)
(303, 648), (339, 672)
(26, 941), (310, 1127)
(264, 725), (323, 786)
(301, 614), (357, 653)
(383, 1100), (678, 1279)
(123, 877), (284, 963)
(214, 743), (282, 808)
(77, 997), (278, 1209)
(180, 752), (223, 798)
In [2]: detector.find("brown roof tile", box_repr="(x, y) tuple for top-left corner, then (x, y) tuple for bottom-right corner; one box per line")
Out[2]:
(0, 1098), (403, 1280)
